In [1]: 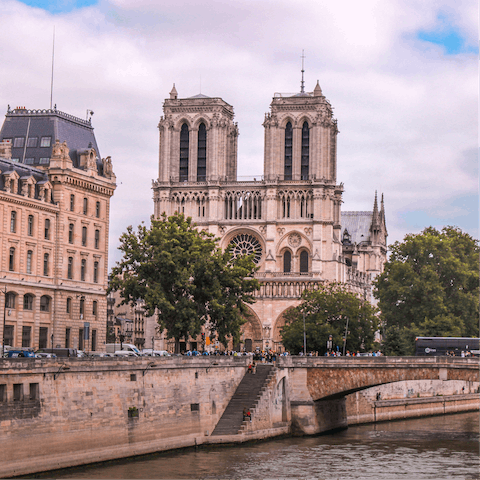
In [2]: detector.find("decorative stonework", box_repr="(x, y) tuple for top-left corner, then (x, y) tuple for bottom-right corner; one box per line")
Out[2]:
(230, 233), (263, 264)
(288, 232), (301, 248)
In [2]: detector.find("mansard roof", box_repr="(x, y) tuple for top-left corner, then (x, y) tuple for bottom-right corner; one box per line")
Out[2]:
(341, 211), (373, 245)
(0, 106), (104, 174)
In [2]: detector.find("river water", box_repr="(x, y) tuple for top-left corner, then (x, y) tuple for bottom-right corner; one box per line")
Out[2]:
(47, 412), (478, 480)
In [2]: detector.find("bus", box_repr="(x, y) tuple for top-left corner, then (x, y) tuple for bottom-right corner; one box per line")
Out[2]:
(415, 337), (479, 357)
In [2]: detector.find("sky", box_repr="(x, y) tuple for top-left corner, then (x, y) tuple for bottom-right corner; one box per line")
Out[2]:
(0, 0), (478, 268)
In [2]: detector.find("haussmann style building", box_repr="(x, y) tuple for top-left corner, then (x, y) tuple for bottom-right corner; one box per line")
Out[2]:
(0, 106), (116, 353)
(152, 81), (388, 353)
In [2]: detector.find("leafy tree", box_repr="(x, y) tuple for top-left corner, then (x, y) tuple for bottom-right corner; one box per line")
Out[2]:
(281, 283), (379, 355)
(374, 226), (479, 355)
(109, 213), (259, 349)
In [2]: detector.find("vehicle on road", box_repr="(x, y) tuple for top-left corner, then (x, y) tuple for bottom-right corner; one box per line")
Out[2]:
(114, 350), (139, 357)
(142, 349), (170, 356)
(106, 343), (142, 355)
(415, 337), (480, 356)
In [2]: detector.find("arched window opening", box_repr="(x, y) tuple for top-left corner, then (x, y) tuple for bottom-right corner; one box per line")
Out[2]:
(10, 211), (16, 233)
(95, 201), (100, 218)
(283, 251), (292, 273)
(92, 301), (98, 317)
(26, 250), (33, 274)
(5, 292), (16, 309)
(43, 253), (49, 276)
(284, 122), (292, 180)
(82, 226), (87, 246)
(70, 194), (75, 211)
(93, 261), (99, 283)
(197, 123), (207, 181)
(40, 295), (50, 312)
(28, 215), (34, 236)
(44, 218), (50, 240)
(83, 198), (88, 215)
(81, 259), (86, 281)
(80, 297), (85, 318)
(23, 294), (34, 311)
(66, 297), (72, 314)
(179, 123), (189, 181)
(9, 247), (15, 271)
(95, 229), (100, 249)
(69, 223), (74, 243)
(301, 122), (309, 180)
(300, 250), (309, 273)
(67, 257), (73, 279)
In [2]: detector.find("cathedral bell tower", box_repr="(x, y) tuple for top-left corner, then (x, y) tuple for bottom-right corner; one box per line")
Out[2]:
(157, 85), (239, 184)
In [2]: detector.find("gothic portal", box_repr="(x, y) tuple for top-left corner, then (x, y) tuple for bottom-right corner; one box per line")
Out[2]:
(152, 82), (387, 352)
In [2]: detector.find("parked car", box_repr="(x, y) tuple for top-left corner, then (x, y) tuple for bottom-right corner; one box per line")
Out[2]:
(114, 350), (139, 357)
(8, 349), (36, 358)
(36, 348), (77, 358)
(35, 352), (57, 358)
(105, 343), (142, 355)
(142, 349), (170, 357)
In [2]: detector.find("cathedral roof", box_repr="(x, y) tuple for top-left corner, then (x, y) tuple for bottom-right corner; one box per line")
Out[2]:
(341, 211), (373, 245)
(0, 106), (103, 174)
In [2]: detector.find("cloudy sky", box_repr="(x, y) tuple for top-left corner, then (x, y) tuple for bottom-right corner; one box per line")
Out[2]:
(1, 0), (477, 267)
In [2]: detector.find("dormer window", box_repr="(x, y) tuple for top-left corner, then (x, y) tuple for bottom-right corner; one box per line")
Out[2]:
(27, 137), (38, 148)
(40, 137), (51, 147)
(13, 137), (25, 148)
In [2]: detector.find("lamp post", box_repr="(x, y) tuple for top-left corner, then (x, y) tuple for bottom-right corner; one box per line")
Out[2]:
(343, 317), (349, 356)
(151, 336), (154, 351)
(2, 286), (7, 358)
(302, 310), (306, 356)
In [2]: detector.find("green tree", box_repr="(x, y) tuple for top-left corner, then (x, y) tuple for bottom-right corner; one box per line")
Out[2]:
(281, 283), (378, 355)
(374, 226), (479, 355)
(109, 213), (259, 349)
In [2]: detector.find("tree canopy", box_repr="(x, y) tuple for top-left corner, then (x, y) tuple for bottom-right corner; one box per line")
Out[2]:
(109, 213), (259, 348)
(281, 283), (379, 355)
(374, 226), (479, 355)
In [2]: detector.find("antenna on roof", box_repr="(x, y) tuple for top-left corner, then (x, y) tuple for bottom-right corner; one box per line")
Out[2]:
(300, 49), (305, 93)
(200, 74), (202, 94)
(50, 26), (55, 110)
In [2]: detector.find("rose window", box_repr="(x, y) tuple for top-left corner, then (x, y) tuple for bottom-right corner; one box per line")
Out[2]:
(230, 233), (263, 264)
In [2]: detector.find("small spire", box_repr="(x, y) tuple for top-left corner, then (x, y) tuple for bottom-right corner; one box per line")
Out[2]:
(300, 50), (305, 93)
(170, 83), (178, 100)
(313, 80), (322, 97)
(371, 191), (380, 229)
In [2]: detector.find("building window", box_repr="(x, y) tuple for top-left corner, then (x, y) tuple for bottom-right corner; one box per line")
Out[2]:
(69, 223), (74, 243)
(95, 201), (100, 218)
(94, 229), (99, 249)
(40, 295), (50, 312)
(13, 384), (24, 401)
(300, 250), (309, 273)
(197, 122), (207, 181)
(93, 261), (99, 283)
(27, 137), (38, 148)
(82, 226), (87, 246)
(283, 251), (292, 273)
(40, 136), (51, 147)
(79, 297), (85, 316)
(14, 137), (25, 148)
(81, 259), (86, 281)
(301, 121), (309, 180)
(22, 326), (31, 347)
(10, 211), (16, 233)
(83, 198), (88, 215)
(39, 157), (49, 165)
(26, 250), (32, 274)
(65, 327), (71, 348)
(23, 294), (34, 311)
(44, 218), (50, 240)
(28, 215), (34, 236)
(67, 257), (73, 279)
(43, 253), (49, 276)
(92, 300), (98, 317)
(66, 297), (72, 314)
(91, 329), (97, 351)
(70, 194), (75, 212)
(29, 383), (39, 401)
(79, 329), (84, 350)
(5, 292), (15, 309)
(8, 247), (16, 271)
(39, 327), (48, 349)
(179, 123), (189, 181)
(24, 157), (35, 165)
(284, 121), (293, 180)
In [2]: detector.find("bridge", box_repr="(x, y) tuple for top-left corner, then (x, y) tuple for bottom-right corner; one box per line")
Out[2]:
(274, 356), (479, 434)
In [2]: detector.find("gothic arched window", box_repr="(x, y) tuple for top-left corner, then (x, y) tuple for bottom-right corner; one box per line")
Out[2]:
(284, 122), (292, 180)
(300, 250), (309, 273)
(179, 123), (189, 181)
(283, 251), (292, 273)
(197, 123), (207, 181)
(301, 121), (309, 180)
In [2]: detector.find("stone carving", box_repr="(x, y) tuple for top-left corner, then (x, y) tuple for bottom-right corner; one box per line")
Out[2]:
(102, 157), (113, 178)
(304, 227), (312, 236)
(259, 225), (267, 235)
(288, 232), (301, 248)
(277, 227), (285, 236)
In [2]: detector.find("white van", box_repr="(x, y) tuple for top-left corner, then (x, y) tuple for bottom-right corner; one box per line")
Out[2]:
(114, 350), (139, 357)
(105, 343), (142, 355)
(142, 349), (170, 357)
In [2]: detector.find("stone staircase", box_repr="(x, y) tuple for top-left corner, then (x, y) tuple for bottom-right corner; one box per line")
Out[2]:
(211, 364), (275, 436)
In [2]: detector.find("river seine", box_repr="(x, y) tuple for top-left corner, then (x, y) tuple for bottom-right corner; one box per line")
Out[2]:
(48, 412), (478, 480)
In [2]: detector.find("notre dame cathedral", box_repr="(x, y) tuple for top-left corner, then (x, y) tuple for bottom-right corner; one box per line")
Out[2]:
(152, 80), (387, 352)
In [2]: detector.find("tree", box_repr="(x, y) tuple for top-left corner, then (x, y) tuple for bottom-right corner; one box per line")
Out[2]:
(374, 226), (479, 355)
(281, 283), (379, 355)
(109, 213), (259, 349)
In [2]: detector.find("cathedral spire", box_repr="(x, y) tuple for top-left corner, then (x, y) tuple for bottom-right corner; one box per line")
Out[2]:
(300, 50), (305, 93)
(313, 80), (322, 97)
(371, 191), (380, 229)
(170, 84), (178, 100)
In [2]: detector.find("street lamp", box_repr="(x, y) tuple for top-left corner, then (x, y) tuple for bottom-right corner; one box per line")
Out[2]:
(343, 317), (349, 356)
(302, 310), (307, 356)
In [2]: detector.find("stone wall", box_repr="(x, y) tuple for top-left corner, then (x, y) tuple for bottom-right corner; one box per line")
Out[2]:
(0, 356), (247, 478)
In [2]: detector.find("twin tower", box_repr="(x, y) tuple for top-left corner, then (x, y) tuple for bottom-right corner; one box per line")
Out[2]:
(152, 82), (387, 352)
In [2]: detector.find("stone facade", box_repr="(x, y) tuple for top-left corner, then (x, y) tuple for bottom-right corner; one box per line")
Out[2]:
(0, 107), (116, 352)
(152, 83), (388, 351)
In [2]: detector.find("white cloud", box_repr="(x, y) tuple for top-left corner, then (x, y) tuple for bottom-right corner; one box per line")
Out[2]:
(1, 0), (477, 266)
